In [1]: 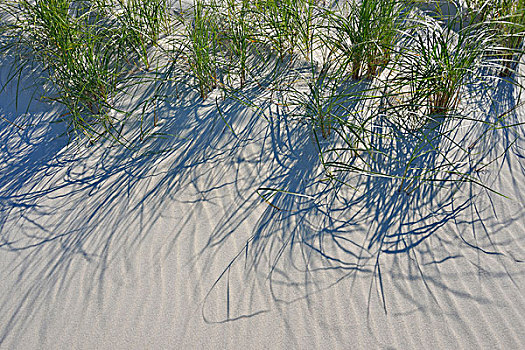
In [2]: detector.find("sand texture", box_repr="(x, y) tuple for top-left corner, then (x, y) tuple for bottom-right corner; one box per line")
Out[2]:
(1, 8), (525, 349)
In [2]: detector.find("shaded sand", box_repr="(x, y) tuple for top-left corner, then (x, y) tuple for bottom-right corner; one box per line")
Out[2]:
(1, 55), (525, 350)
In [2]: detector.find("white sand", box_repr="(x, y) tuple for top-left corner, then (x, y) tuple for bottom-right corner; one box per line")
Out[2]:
(1, 17), (525, 350)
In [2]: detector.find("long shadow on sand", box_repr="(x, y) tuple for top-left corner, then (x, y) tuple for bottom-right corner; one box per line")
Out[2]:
(199, 76), (525, 322)
(0, 54), (524, 345)
(0, 57), (275, 342)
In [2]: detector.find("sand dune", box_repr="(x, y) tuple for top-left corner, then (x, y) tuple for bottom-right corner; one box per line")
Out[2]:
(1, 2), (525, 349)
(1, 73), (524, 350)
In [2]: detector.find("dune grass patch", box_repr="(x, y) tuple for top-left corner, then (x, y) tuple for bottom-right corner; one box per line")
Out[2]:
(1, 0), (523, 278)
(1, 0), (522, 199)
(0, 0), (168, 142)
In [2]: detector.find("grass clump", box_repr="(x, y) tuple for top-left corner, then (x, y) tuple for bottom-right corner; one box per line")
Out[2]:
(113, 0), (169, 69)
(219, 0), (254, 88)
(288, 65), (353, 140)
(182, 0), (222, 100)
(0, 0), (168, 142)
(324, 0), (405, 80)
(464, 0), (525, 77)
(15, 0), (120, 138)
(253, 0), (301, 62)
(489, 0), (525, 77)
(384, 13), (488, 126)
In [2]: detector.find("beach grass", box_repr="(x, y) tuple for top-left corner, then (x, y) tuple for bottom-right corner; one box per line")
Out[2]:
(1, 0), (524, 315)
(0, 0), (168, 142)
(1, 0), (523, 195)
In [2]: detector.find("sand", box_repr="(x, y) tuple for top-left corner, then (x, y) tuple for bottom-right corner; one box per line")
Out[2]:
(1, 9), (525, 350)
